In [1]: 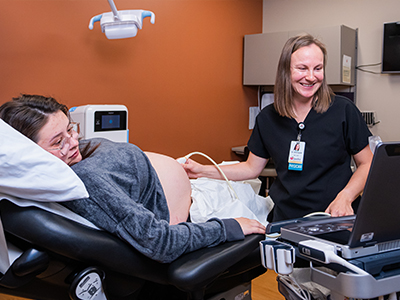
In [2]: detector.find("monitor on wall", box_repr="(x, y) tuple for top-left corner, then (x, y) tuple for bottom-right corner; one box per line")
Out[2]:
(382, 22), (400, 74)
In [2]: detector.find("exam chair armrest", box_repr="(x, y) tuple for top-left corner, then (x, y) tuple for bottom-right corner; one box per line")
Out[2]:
(167, 234), (264, 291)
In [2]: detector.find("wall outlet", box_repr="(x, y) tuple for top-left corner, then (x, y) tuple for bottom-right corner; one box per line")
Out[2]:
(361, 111), (379, 126)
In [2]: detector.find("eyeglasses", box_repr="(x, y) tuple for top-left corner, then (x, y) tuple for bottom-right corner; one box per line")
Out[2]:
(48, 123), (80, 156)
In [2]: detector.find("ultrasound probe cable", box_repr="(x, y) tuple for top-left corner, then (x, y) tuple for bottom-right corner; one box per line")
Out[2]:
(177, 152), (240, 202)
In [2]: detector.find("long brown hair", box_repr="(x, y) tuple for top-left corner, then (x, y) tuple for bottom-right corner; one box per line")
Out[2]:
(274, 34), (334, 118)
(0, 94), (98, 159)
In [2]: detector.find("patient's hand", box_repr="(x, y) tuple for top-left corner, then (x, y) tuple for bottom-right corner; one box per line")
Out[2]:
(234, 217), (265, 235)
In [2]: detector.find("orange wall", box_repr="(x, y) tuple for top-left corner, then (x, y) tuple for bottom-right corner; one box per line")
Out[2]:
(0, 0), (261, 162)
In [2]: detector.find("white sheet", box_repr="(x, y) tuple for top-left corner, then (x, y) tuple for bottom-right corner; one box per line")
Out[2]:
(189, 178), (274, 226)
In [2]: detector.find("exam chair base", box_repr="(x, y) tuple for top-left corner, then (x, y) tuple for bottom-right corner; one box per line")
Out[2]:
(0, 274), (262, 300)
(0, 249), (265, 300)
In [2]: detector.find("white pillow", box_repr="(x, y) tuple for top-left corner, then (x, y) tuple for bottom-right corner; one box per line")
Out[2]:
(0, 119), (89, 201)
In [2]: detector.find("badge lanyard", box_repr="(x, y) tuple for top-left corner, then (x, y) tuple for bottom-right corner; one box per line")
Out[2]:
(288, 122), (306, 171)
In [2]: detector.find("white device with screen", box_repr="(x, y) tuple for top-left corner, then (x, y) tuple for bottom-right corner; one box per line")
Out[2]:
(69, 105), (128, 143)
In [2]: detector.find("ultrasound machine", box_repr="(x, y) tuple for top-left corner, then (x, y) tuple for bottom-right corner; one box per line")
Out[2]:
(260, 142), (400, 300)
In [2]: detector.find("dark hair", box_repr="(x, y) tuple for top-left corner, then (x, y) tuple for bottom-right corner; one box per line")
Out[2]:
(0, 94), (98, 159)
(274, 34), (334, 118)
(0, 94), (69, 143)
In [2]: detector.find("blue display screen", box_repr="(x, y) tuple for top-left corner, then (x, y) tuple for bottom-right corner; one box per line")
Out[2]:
(102, 115), (120, 129)
(94, 111), (127, 132)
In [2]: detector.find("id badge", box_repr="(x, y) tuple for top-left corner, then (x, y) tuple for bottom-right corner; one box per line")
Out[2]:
(288, 141), (305, 171)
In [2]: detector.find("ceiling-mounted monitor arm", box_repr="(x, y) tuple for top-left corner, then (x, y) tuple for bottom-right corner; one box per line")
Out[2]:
(108, 0), (121, 21)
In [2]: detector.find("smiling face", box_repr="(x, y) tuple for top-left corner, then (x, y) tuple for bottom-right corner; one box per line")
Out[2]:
(290, 43), (324, 103)
(36, 110), (82, 166)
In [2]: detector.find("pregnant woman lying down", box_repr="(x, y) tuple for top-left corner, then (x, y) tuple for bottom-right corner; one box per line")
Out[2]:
(0, 94), (265, 263)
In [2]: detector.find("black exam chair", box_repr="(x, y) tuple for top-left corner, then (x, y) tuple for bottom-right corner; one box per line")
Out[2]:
(0, 200), (266, 300)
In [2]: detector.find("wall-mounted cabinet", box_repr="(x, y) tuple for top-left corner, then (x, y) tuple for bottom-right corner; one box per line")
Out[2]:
(243, 25), (357, 86)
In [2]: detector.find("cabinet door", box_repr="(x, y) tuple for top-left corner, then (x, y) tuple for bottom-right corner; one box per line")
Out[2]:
(243, 25), (356, 86)
(243, 31), (289, 85)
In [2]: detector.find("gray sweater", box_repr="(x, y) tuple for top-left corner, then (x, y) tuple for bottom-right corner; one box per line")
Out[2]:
(63, 138), (244, 263)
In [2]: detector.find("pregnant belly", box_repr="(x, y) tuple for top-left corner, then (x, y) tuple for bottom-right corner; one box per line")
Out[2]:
(145, 152), (192, 225)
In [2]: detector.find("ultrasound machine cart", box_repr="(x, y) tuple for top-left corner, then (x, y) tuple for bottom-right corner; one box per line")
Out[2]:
(260, 142), (400, 300)
(261, 217), (400, 300)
